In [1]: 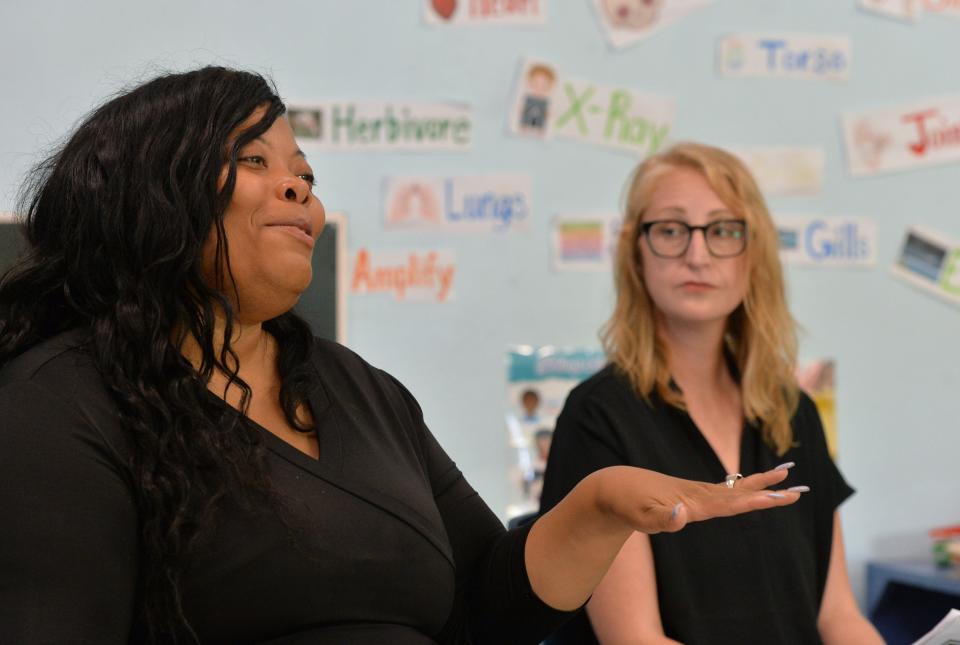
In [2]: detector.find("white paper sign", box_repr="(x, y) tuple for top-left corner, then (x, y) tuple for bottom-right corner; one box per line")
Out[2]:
(731, 147), (824, 196)
(551, 213), (621, 271)
(776, 215), (877, 268)
(383, 174), (531, 233)
(350, 249), (457, 303)
(287, 101), (472, 151)
(552, 76), (675, 155)
(508, 60), (675, 156)
(913, 609), (960, 645)
(890, 227), (960, 306)
(858, 0), (918, 21)
(424, 0), (547, 25)
(842, 95), (960, 176)
(588, 0), (713, 49)
(718, 33), (851, 80)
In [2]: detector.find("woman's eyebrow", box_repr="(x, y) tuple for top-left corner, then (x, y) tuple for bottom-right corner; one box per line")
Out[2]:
(248, 137), (308, 160)
(706, 208), (735, 218)
(652, 206), (686, 214)
(649, 207), (735, 219)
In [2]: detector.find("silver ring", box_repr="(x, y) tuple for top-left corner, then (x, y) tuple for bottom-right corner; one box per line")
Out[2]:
(724, 473), (743, 488)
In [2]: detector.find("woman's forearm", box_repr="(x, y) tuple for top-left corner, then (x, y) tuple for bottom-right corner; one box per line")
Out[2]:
(820, 610), (885, 645)
(525, 469), (636, 610)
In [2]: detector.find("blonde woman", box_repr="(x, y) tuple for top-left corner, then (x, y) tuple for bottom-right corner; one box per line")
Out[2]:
(539, 143), (883, 645)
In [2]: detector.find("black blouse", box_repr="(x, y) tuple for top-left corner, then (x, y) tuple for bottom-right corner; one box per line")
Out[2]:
(539, 365), (853, 645)
(0, 330), (572, 644)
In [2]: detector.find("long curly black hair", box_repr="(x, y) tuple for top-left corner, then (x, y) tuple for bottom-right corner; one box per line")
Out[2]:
(0, 66), (319, 642)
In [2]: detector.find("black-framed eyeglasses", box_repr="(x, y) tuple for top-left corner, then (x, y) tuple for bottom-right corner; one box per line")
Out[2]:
(640, 219), (748, 258)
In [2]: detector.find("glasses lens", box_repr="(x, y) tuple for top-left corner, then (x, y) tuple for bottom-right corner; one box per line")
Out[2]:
(647, 221), (690, 257)
(706, 221), (747, 257)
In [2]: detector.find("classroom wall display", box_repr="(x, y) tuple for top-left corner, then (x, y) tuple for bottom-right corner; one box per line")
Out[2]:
(588, 0), (713, 49)
(842, 95), (960, 176)
(731, 147), (824, 196)
(350, 249), (457, 303)
(718, 33), (851, 80)
(504, 346), (606, 516)
(890, 226), (960, 307)
(550, 212), (621, 271)
(508, 59), (675, 156)
(423, 0), (547, 25)
(287, 101), (473, 151)
(3, 1), (960, 610)
(382, 174), (531, 233)
(776, 215), (878, 268)
(858, 0), (918, 22)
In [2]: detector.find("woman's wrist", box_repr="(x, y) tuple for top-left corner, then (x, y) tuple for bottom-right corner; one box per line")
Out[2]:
(578, 467), (639, 541)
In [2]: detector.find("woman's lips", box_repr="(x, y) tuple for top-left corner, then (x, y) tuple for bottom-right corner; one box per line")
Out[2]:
(679, 281), (715, 291)
(267, 224), (315, 249)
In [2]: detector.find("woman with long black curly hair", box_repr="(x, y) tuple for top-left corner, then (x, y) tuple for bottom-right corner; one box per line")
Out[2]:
(0, 67), (803, 645)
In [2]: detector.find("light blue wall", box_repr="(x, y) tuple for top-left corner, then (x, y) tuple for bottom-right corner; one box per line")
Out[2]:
(1, 0), (957, 605)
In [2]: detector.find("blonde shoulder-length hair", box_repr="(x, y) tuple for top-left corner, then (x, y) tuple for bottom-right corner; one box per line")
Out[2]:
(601, 142), (799, 455)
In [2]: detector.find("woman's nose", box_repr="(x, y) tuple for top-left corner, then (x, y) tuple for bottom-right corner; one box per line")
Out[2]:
(276, 177), (309, 204)
(685, 229), (711, 263)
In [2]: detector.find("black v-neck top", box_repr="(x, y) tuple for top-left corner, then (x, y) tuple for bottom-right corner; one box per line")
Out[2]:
(0, 330), (572, 644)
(539, 365), (854, 645)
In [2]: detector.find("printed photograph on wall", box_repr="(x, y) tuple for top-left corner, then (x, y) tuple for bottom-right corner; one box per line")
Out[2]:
(890, 227), (960, 306)
(505, 346), (606, 517)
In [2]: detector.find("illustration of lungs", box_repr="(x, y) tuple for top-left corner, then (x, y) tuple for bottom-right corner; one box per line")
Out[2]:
(389, 183), (441, 224)
(431, 0), (457, 20)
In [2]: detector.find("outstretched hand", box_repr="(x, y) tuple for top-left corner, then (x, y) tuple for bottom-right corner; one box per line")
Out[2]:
(594, 464), (805, 535)
(525, 463), (806, 611)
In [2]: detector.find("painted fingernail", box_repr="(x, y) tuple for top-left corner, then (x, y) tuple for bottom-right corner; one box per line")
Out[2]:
(767, 492), (786, 499)
(774, 462), (795, 471)
(787, 485), (810, 493)
(671, 502), (683, 520)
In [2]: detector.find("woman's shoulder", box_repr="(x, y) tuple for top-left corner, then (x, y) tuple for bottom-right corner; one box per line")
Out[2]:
(309, 337), (393, 386)
(562, 363), (652, 415)
(0, 329), (132, 463)
(0, 328), (98, 399)
(790, 389), (824, 435)
(308, 338), (420, 410)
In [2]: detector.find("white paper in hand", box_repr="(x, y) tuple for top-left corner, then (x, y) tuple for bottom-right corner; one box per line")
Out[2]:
(912, 608), (960, 645)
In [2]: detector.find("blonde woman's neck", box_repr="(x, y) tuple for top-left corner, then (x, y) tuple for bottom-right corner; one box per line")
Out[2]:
(657, 315), (732, 395)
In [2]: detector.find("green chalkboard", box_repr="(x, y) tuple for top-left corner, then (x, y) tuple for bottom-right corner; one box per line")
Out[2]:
(0, 213), (346, 342)
(296, 212), (346, 342)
